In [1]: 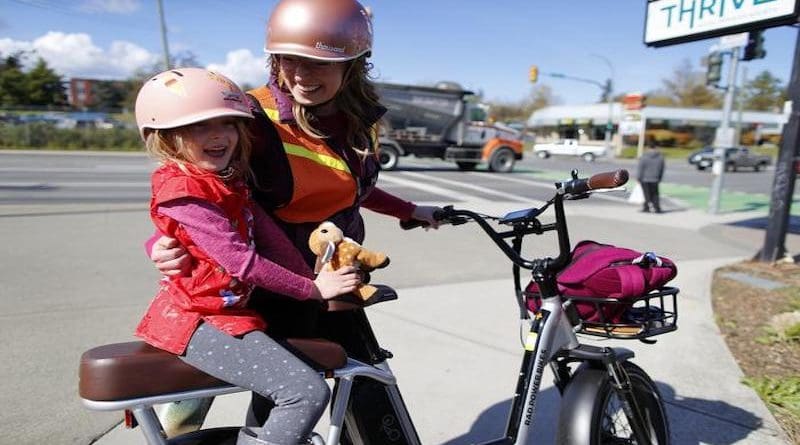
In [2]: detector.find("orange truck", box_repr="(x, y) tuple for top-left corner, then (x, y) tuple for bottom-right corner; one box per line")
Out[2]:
(376, 82), (524, 173)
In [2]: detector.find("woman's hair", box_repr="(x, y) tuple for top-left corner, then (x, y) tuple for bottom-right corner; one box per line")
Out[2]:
(270, 55), (382, 157)
(144, 120), (254, 180)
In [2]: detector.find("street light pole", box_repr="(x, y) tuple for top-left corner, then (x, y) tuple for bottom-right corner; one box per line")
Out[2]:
(156, 0), (171, 70)
(591, 54), (616, 156)
(709, 48), (740, 214)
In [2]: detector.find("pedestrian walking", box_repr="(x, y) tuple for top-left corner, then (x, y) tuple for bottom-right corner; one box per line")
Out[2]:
(638, 144), (665, 213)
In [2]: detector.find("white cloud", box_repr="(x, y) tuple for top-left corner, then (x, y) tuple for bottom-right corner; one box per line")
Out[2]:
(0, 32), (157, 79)
(206, 49), (268, 89)
(79, 0), (140, 14)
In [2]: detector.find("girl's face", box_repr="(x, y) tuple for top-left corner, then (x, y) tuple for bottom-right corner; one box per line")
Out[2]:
(278, 55), (346, 112)
(180, 117), (239, 172)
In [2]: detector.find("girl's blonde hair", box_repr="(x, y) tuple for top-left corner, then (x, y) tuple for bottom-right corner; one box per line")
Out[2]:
(144, 120), (254, 181)
(270, 55), (382, 158)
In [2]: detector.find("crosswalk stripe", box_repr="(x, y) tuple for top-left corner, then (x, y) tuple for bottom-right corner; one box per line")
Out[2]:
(378, 173), (492, 203)
(468, 172), (630, 203)
(399, 171), (529, 203)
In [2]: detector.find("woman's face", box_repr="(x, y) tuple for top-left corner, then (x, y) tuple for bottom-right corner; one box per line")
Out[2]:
(179, 117), (239, 172)
(278, 55), (346, 110)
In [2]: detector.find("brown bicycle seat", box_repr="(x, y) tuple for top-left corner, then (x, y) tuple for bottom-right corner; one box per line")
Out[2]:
(325, 284), (398, 312)
(79, 338), (346, 402)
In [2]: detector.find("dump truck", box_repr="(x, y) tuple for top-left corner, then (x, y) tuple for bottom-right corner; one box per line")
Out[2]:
(376, 82), (524, 172)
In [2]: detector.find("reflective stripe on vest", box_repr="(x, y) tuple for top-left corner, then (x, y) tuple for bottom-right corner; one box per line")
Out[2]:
(283, 142), (351, 173)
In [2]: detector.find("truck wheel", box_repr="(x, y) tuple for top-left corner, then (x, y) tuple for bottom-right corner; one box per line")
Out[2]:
(456, 162), (478, 171)
(537, 151), (550, 159)
(488, 147), (516, 173)
(378, 145), (399, 171)
(581, 152), (595, 162)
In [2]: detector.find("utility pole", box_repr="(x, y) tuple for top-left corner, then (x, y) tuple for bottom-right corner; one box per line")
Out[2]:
(736, 66), (748, 145)
(156, 0), (171, 70)
(708, 48), (740, 214)
(760, 28), (800, 262)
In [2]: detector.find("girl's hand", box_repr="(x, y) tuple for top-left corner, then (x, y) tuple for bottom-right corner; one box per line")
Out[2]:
(312, 266), (360, 300)
(411, 205), (443, 229)
(151, 236), (191, 277)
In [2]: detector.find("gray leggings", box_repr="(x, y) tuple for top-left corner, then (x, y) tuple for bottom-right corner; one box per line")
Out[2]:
(180, 323), (330, 445)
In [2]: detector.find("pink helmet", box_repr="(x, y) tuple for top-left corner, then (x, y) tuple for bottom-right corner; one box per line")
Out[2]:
(135, 67), (253, 139)
(265, 0), (373, 61)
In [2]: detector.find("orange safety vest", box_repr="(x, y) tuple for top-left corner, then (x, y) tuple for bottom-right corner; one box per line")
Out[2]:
(248, 86), (379, 224)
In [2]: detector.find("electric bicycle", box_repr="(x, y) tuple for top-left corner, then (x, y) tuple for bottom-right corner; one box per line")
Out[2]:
(79, 168), (678, 444)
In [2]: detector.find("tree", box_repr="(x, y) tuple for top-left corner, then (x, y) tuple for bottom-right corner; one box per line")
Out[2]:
(0, 53), (28, 106)
(91, 80), (129, 111)
(25, 57), (66, 106)
(487, 84), (559, 122)
(650, 58), (722, 108)
(741, 70), (786, 112)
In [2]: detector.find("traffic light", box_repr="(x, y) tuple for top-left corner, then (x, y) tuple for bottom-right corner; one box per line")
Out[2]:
(706, 51), (723, 85)
(602, 79), (613, 102)
(529, 65), (538, 83)
(742, 30), (766, 61)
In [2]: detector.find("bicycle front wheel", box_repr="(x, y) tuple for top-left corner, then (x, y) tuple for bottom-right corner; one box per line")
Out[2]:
(557, 361), (670, 445)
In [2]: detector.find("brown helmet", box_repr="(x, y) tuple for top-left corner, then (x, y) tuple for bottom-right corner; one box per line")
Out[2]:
(265, 0), (373, 61)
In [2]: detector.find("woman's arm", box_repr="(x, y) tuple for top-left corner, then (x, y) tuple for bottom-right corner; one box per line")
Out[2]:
(158, 198), (319, 300)
(146, 232), (191, 276)
(363, 187), (441, 227)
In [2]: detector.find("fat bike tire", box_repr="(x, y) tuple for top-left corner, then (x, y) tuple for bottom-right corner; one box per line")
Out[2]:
(556, 362), (669, 445)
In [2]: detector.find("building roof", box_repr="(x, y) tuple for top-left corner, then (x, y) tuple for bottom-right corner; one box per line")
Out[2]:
(527, 103), (788, 128)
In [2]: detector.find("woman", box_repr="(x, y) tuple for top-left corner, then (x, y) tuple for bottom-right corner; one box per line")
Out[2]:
(150, 0), (440, 433)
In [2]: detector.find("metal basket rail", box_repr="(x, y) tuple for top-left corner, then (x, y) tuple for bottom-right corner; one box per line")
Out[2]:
(525, 287), (679, 340)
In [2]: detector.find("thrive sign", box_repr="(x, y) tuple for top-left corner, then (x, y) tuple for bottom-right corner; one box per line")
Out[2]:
(644, 0), (799, 47)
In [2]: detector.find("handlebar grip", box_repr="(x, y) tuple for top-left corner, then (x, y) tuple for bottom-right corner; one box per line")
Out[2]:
(400, 219), (429, 230)
(587, 169), (629, 190)
(562, 169), (628, 195)
(399, 209), (446, 230)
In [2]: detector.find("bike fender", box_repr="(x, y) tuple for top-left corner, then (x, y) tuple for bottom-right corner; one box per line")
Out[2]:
(555, 348), (634, 444)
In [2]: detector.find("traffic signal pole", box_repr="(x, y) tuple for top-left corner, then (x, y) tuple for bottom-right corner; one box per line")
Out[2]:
(760, 28), (800, 262)
(708, 49), (739, 214)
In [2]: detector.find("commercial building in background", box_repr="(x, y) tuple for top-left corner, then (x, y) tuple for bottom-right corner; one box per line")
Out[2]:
(526, 103), (788, 151)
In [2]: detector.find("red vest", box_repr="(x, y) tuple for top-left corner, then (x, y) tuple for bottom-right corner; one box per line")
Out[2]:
(135, 163), (265, 355)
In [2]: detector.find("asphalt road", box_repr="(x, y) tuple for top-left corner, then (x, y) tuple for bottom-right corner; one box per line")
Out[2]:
(0, 150), (789, 444)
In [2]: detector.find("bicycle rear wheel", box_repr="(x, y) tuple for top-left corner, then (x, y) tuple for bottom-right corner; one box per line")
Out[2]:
(557, 361), (669, 444)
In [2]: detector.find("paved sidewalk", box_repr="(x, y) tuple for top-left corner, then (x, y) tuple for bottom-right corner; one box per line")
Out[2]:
(94, 203), (795, 444)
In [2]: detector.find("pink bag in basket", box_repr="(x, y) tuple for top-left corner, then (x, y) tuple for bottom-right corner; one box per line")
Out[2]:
(526, 240), (677, 322)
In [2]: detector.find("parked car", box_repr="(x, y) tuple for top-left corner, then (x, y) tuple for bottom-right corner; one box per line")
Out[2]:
(532, 138), (606, 162)
(688, 146), (772, 172)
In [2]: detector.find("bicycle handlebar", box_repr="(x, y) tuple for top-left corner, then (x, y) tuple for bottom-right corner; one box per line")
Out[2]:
(400, 169), (629, 273)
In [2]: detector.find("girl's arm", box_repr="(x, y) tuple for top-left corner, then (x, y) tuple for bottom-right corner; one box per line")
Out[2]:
(157, 198), (319, 300)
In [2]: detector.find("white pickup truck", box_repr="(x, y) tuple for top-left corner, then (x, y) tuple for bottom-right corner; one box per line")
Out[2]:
(533, 139), (606, 162)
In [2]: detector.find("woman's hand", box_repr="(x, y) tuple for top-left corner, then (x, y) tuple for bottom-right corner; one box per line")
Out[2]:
(311, 266), (360, 300)
(411, 205), (443, 229)
(151, 236), (191, 277)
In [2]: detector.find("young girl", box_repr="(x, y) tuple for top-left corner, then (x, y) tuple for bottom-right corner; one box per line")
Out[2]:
(133, 67), (358, 445)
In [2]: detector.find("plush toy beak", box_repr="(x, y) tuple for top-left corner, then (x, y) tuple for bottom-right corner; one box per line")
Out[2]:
(314, 241), (337, 273)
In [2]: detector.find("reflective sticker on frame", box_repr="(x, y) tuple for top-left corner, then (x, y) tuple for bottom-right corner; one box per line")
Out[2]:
(524, 332), (538, 351)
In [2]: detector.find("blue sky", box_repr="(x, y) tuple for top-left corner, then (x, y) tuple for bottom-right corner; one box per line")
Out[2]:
(0, 0), (797, 105)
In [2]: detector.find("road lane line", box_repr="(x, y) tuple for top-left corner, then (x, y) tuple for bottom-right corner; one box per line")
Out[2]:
(398, 171), (529, 203)
(469, 171), (630, 203)
(378, 173), (492, 203)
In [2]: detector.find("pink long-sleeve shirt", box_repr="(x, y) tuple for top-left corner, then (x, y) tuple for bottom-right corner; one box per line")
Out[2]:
(157, 198), (316, 301)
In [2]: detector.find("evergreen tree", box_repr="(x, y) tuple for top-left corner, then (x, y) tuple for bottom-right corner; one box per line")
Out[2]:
(0, 53), (28, 106)
(25, 57), (66, 106)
